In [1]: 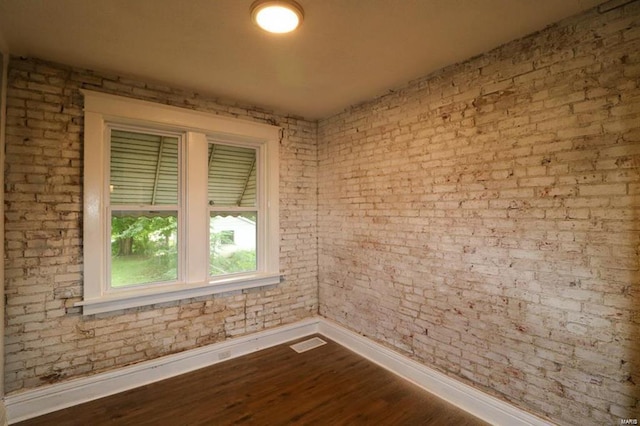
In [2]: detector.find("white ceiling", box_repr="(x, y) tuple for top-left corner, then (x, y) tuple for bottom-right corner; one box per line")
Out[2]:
(0, 0), (604, 120)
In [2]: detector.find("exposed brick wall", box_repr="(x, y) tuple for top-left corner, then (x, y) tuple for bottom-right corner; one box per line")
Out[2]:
(318, 2), (639, 425)
(4, 58), (318, 393)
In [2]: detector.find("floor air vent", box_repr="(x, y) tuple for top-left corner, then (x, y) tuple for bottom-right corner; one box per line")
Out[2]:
(290, 337), (327, 353)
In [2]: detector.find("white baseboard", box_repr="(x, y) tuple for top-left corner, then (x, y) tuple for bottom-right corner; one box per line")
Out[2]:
(0, 401), (7, 426)
(318, 318), (552, 426)
(5, 317), (551, 426)
(5, 318), (319, 423)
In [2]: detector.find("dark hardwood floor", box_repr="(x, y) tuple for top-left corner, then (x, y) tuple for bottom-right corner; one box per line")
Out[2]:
(16, 335), (488, 425)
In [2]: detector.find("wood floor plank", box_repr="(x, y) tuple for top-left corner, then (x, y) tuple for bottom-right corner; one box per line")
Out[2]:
(15, 335), (489, 425)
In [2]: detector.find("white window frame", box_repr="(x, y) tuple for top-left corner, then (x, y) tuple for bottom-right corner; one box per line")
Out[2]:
(78, 90), (280, 315)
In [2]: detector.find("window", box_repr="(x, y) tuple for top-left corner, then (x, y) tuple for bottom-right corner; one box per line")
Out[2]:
(109, 129), (180, 288)
(217, 230), (235, 246)
(208, 142), (261, 278)
(79, 90), (280, 315)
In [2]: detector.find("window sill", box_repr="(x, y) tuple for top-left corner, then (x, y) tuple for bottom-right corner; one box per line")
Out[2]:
(75, 273), (282, 315)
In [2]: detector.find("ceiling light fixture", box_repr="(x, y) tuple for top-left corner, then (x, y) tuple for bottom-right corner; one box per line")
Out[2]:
(250, 0), (304, 34)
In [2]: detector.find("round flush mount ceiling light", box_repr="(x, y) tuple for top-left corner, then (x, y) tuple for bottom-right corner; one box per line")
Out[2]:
(250, 0), (304, 34)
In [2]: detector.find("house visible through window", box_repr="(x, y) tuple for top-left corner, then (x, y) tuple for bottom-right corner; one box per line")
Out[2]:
(80, 90), (281, 315)
(208, 143), (258, 277)
(218, 230), (235, 245)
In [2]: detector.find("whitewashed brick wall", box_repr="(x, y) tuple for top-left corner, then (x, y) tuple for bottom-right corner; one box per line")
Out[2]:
(4, 58), (318, 393)
(318, 2), (639, 425)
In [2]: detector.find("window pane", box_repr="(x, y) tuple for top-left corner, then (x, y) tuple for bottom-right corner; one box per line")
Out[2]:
(111, 211), (178, 287)
(208, 144), (256, 207)
(110, 130), (179, 205)
(210, 212), (257, 276)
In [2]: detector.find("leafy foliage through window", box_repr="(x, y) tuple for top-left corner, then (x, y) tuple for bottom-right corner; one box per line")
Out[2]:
(111, 214), (178, 287)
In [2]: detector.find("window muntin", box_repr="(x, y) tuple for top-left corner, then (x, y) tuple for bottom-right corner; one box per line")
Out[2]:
(219, 230), (235, 245)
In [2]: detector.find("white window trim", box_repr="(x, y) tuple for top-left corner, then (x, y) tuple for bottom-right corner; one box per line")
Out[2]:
(78, 90), (280, 315)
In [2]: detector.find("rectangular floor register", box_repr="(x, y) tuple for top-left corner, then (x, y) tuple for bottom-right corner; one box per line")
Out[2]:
(289, 336), (327, 353)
